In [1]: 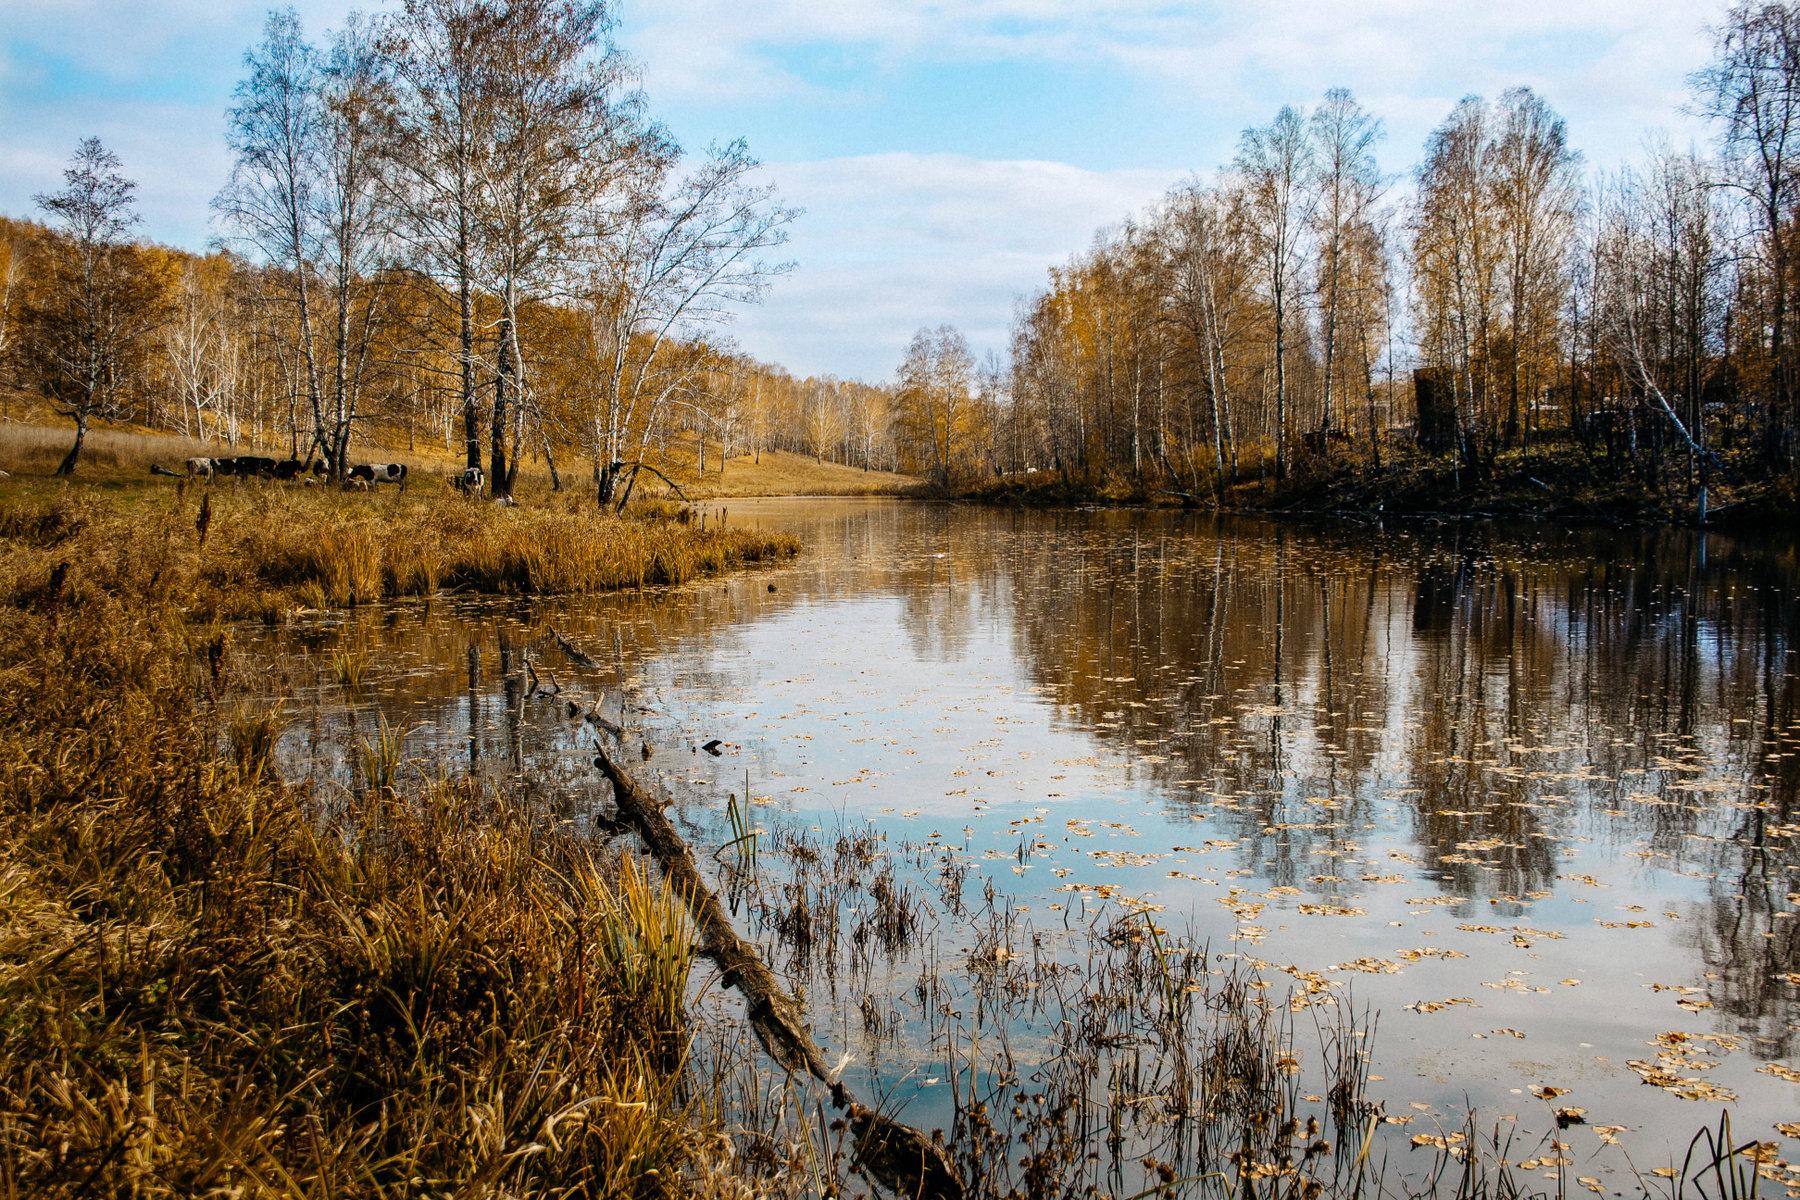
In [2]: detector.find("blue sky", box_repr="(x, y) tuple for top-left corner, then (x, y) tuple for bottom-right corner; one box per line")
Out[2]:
(0, 0), (1717, 380)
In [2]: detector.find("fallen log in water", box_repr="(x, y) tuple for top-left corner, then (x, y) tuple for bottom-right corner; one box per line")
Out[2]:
(552, 627), (601, 667)
(591, 744), (962, 1200)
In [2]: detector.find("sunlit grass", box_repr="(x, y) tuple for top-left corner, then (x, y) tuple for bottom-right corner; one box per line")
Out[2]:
(0, 567), (710, 1194)
(330, 639), (371, 691)
(0, 485), (799, 620)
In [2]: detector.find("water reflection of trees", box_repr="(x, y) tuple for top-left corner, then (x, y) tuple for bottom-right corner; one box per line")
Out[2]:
(994, 514), (1799, 1029)
(247, 503), (1800, 1044)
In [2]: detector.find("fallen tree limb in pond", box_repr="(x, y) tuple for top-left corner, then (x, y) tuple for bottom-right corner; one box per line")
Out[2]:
(591, 743), (962, 1200)
(551, 627), (601, 667)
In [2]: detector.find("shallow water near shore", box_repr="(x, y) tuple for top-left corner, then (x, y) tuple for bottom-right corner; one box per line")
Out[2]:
(246, 497), (1800, 1187)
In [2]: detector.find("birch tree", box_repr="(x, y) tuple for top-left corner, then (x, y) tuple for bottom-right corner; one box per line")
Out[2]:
(584, 140), (795, 506)
(1693, 0), (1800, 465)
(1309, 89), (1383, 438)
(473, 0), (649, 497)
(1490, 87), (1580, 448)
(1236, 106), (1314, 481)
(23, 139), (171, 474)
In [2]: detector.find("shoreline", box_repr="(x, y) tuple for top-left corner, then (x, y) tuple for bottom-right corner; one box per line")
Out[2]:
(934, 464), (1797, 531)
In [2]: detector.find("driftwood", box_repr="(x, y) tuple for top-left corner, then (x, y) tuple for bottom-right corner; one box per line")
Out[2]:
(551, 628), (600, 667)
(591, 745), (962, 1200)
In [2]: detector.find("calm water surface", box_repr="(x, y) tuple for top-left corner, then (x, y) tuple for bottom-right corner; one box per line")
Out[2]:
(249, 498), (1800, 1171)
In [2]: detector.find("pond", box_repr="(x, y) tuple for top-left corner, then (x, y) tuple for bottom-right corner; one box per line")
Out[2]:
(244, 498), (1800, 1189)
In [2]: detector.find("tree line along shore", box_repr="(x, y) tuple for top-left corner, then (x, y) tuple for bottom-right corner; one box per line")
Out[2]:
(7, 2), (1800, 527)
(892, 4), (1800, 527)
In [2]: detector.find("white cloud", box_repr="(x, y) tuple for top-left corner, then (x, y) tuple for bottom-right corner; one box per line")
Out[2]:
(729, 152), (1177, 379)
(622, 0), (1715, 165)
(0, 0), (364, 242)
(1, 0), (1730, 384)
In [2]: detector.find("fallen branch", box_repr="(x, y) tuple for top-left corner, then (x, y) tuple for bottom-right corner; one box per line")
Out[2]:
(591, 744), (961, 1200)
(609, 460), (690, 513)
(551, 628), (600, 667)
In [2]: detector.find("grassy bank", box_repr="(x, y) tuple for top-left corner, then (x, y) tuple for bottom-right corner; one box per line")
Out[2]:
(663, 445), (921, 499)
(0, 493), (776, 1196)
(0, 420), (922, 502)
(0, 485), (799, 622)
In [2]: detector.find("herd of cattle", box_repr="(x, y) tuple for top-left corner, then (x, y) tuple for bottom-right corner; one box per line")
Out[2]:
(182, 456), (411, 488)
(175, 456), (489, 494)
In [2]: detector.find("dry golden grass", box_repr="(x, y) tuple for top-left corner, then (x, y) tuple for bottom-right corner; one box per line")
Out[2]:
(0, 460), (821, 1196)
(0, 422), (917, 503)
(0, 484), (798, 621)
(669, 444), (921, 499)
(0, 420), (238, 477)
(0, 525), (716, 1196)
(0, 418), (567, 500)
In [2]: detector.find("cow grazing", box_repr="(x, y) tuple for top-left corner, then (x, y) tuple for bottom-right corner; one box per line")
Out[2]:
(455, 466), (485, 494)
(349, 463), (408, 489)
(235, 456), (278, 479)
(185, 457), (215, 478)
(273, 459), (312, 480)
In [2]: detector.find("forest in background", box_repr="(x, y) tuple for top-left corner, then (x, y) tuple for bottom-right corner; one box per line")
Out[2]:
(893, 1), (1800, 521)
(0, 0), (907, 500)
(10, 0), (1800, 520)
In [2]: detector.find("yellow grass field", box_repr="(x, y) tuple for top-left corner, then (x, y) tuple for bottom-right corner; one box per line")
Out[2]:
(0, 418), (920, 500)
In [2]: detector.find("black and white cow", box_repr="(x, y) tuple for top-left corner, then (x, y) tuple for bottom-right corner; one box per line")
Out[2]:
(187, 456), (244, 479)
(349, 463), (408, 489)
(454, 466), (485, 494)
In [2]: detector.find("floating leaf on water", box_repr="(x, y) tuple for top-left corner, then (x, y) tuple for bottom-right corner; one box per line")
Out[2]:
(1330, 957), (1405, 974)
(1406, 997), (1477, 1014)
